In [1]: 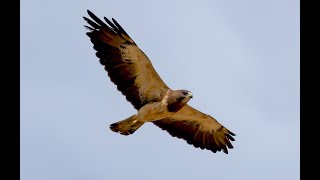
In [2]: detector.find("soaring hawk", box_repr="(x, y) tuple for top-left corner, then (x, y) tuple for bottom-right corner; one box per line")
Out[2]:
(83, 10), (235, 154)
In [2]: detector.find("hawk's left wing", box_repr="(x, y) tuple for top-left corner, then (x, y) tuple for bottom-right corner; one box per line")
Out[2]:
(83, 10), (169, 110)
(153, 105), (235, 154)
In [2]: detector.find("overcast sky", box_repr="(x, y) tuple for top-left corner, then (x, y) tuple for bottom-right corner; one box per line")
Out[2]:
(21, 0), (300, 179)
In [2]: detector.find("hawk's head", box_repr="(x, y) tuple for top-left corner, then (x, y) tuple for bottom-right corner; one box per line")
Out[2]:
(176, 89), (193, 102)
(166, 89), (193, 112)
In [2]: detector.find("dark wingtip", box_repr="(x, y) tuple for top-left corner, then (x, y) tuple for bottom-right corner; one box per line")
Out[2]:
(83, 16), (100, 29)
(111, 18), (129, 36)
(86, 10), (108, 27)
(104, 17), (118, 30)
(227, 134), (235, 141)
(223, 149), (229, 154)
(87, 9), (93, 16)
(229, 131), (236, 136)
(84, 25), (94, 31)
(226, 140), (234, 149)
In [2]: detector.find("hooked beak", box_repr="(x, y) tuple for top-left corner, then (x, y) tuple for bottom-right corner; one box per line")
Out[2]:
(187, 91), (193, 98)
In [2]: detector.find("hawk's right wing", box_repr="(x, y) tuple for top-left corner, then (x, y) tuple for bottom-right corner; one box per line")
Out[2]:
(154, 105), (236, 154)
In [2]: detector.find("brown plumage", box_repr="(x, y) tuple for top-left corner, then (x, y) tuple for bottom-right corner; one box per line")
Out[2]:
(84, 10), (235, 154)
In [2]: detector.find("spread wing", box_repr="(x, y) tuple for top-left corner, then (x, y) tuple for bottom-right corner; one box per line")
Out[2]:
(153, 105), (235, 154)
(84, 10), (169, 110)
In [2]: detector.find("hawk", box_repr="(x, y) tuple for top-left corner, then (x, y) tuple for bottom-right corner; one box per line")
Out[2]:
(83, 10), (235, 154)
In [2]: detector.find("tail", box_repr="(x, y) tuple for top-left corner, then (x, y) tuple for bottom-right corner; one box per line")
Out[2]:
(109, 115), (144, 135)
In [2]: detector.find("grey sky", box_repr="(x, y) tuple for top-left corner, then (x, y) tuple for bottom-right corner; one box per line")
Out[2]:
(21, 0), (300, 179)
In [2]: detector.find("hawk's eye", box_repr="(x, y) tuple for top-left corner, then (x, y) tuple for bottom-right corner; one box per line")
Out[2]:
(183, 91), (188, 95)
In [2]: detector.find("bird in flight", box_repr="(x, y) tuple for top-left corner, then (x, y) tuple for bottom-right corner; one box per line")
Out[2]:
(83, 10), (235, 154)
